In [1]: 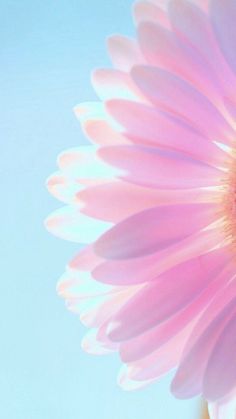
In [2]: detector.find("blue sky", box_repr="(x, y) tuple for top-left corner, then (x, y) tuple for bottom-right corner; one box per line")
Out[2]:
(1, 1), (200, 418)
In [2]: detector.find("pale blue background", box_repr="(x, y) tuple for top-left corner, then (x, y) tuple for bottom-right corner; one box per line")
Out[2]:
(1, 1), (200, 418)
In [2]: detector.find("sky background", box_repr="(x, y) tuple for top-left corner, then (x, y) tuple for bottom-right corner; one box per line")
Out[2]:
(1, 1), (200, 418)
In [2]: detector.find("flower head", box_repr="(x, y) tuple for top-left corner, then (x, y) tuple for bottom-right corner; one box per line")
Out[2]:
(46, 1), (236, 417)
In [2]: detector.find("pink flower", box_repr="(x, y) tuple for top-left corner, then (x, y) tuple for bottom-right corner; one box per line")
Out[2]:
(46, 1), (236, 417)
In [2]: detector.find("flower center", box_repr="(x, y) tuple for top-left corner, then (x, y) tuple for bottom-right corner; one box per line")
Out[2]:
(222, 155), (236, 245)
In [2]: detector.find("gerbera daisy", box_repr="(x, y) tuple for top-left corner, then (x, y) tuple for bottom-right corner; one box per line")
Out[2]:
(46, 0), (236, 417)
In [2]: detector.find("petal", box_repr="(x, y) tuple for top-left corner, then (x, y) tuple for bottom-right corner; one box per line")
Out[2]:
(45, 205), (112, 243)
(81, 328), (118, 355)
(57, 270), (115, 300)
(93, 228), (226, 285)
(171, 278), (236, 399)
(78, 181), (219, 223)
(69, 244), (103, 272)
(149, 0), (169, 9)
(178, 276), (236, 361)
(203, 313), (236, 401)
(195, 0), (209, 11)
(74, 102), (123, 140)
(107, 35), (145, 71)
(46, 171), (83, 204)
(92, 69), (143, 102)
(76, 284), (142, 328)
(120, 307), (195, 362)
(133, 1), (171, 28)
(131, 66), (235, 144)
(127, 326), (192, 382)
(119, 248), (233, 361)
(208, 396), (236, 419)
(107, 248), (232, 341)
(83, 119), (128, 146)
(118, 365), (155, 391)
(57, 146), (120, 183)
(137, 21), (221, 104)
(106, 100), (232, 168)
(211, 0), (236, 74)
(168, 0), (214, 66)
(169, 0), (236, 107)
(150, 0), (209, 11)
(98, 145), (224, 189)
(94, 203), (220, 260)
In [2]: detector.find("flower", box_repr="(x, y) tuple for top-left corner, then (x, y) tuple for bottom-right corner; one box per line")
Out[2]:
(46, 0), (236, 417)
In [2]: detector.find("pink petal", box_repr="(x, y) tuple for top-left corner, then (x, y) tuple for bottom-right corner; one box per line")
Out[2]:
(92, 69), (145, 102)
(126, 326), (192, 382)
(131, 66), (235, 144)
(107, 248), (232, 341)
(150, 0), (209, 12)
(96, 322), (119, 351)
(106, 100), (232, 167)
(107, 35), (145, 71)
(211, 0), (236, 75)
(83, 120), (128, 146)
(94, 203), (220, 260)
(73, 102), (131, 150)
(56, 145), (121, 186)
(133, 1), (171, 28)
(178, 277), (236, 360)
(46, 171), (82, 204)
(169, 0), (236, 105)
(81, 328), (118, 355)
(93, 229), (226, 285)
(171, 278), (236, 399)
(203, 313), (236, 401)
(78, 181), (219, 223)
(69, 245), (103, 272)
(192, 0), (209, 11)
(120, 307), (196, 363)
(168, 0), (213, 63)
(137, 21), (221, 104)
(119, 248), (233, 361)
(98, 145), (224, 189)
(45, 205), (111, 244)
(71, 284), (142, 328)
(118, 365), (156, 391)
(57, 271), (116, 300)
(147, 0), (168, 10)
